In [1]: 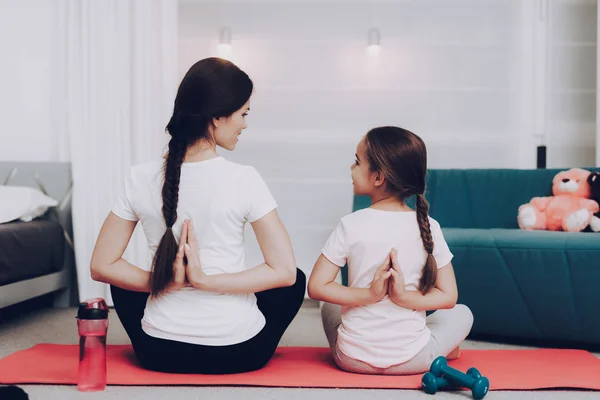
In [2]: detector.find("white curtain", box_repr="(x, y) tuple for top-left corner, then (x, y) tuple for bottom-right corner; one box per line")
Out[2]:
(53, 0), (178, 302)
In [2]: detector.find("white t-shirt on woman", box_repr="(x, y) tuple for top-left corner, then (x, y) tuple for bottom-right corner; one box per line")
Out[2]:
(321, 208), (453, 368)
(112, 156), (277, 346)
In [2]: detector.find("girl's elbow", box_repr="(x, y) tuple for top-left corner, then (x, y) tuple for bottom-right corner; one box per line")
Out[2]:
(444, 292), (458, 309)
(307, 282), (322, 301)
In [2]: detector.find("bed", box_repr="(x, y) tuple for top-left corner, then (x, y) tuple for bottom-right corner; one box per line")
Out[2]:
(0, 162), (76, 308)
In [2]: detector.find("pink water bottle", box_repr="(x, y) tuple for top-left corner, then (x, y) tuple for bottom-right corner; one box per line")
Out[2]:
(76, 298), (109, 392)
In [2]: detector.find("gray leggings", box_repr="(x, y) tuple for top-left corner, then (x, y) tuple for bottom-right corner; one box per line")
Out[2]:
(321, 303), (474, 375)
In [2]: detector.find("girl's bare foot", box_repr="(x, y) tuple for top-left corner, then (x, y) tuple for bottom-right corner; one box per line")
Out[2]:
(447, 346), (461, 360)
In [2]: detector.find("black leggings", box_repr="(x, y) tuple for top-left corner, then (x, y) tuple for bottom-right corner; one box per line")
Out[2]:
(111, 268), (306, 374)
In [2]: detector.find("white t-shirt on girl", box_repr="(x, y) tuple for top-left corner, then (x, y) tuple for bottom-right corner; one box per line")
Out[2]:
(112, 156), (277, 346)
(321, 208), (453, 368)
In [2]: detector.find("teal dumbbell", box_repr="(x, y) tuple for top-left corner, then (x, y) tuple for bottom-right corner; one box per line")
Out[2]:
(422, 366), (483, 395)
(422, 372), (452, 394)
(430, 356), (489, 400)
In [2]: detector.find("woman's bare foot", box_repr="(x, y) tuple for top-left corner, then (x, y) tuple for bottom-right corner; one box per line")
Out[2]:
(447, 346), (461, 360)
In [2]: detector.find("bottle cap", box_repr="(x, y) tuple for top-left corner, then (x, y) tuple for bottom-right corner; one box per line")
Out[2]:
(77, 298), (109, 320)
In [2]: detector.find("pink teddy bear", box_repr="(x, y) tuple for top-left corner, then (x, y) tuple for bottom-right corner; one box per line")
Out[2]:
(518, 168), (599, 232)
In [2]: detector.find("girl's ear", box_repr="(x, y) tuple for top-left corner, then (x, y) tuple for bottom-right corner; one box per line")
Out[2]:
(212, 117), (221, 128)
(374, 170), (385, 187)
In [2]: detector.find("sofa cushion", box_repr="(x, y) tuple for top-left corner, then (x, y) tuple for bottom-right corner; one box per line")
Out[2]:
(444, 228), (600, 343)
(444, 228), (600, 250)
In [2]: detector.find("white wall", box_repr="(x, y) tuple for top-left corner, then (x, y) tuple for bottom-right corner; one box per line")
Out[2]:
(547, 0), (597, 168)
(0, 1), (594, 169)
(0, 0), (61, 162)
(179, 0), (523, 165)
(598, 0), (600, 167)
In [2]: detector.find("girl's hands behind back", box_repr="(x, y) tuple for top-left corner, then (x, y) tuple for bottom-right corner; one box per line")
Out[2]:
(368, 254), (392, 302)
(388, 248), (407, 303)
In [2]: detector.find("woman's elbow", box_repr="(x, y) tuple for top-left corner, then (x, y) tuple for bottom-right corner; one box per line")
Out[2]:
(90, 262), (105, 282)
(274, 264), (297, 287)
(282, 268), (297, 286)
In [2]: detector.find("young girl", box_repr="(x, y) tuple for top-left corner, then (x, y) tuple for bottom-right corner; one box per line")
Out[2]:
(90, 58), (305, 374)
(308, 126), (473, 375)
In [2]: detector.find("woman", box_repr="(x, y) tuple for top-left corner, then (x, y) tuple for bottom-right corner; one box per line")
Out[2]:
(90, 57), (305, 374)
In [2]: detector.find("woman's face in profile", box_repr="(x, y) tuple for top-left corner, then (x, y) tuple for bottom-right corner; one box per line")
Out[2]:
(213, 99), (250, 151)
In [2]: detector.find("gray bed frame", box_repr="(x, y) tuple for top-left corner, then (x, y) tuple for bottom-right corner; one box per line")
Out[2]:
(0, 162), (77, 308)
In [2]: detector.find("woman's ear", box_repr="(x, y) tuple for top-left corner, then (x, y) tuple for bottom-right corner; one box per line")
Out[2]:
(212, 117), (221, 128)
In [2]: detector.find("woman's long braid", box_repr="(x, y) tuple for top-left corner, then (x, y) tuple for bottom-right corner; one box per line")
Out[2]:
(149, 136), (186, 296)
(161, 137), (186, 229)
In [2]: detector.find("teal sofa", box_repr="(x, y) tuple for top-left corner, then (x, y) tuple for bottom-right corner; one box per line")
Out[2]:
(351, 168), (600, 348)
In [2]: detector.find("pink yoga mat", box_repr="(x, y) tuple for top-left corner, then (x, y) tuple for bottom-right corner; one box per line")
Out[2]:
(1, 345), (600, 390)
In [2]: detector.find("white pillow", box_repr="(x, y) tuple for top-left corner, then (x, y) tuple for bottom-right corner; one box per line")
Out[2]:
(0, 186), (59, 224)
